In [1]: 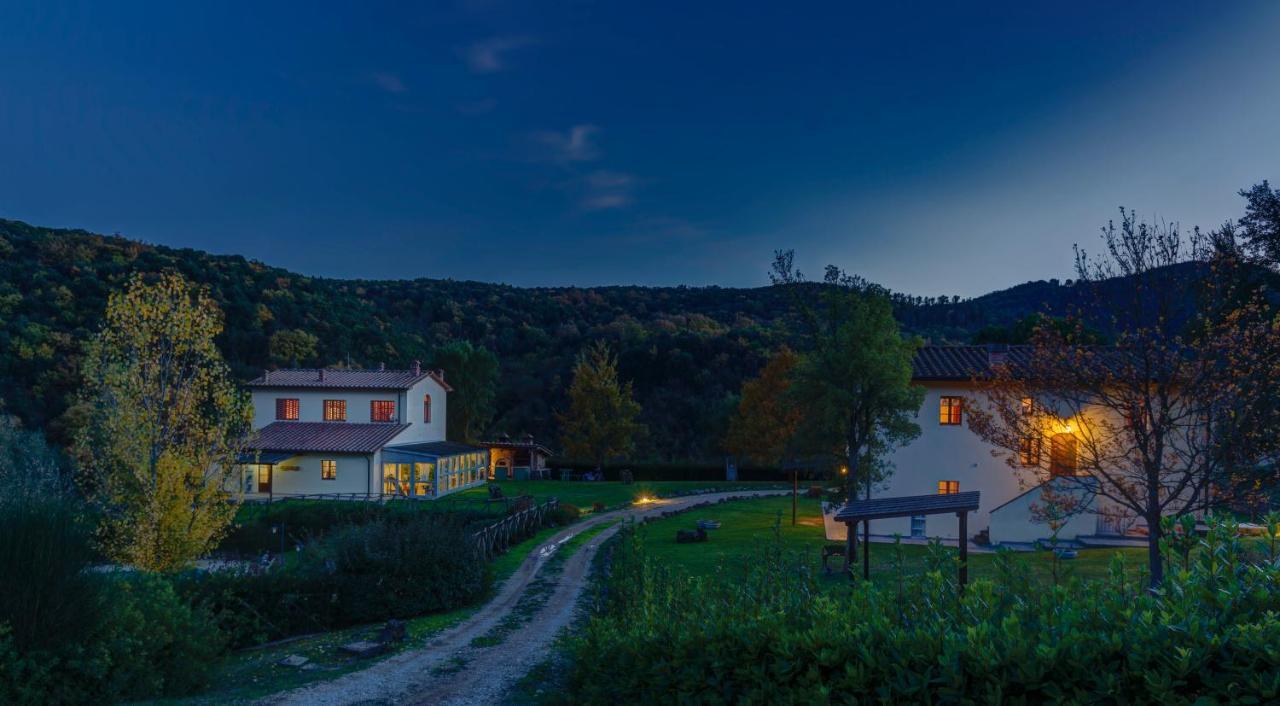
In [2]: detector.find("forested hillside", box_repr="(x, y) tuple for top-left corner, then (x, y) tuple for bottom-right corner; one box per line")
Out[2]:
(0, 218), (1088, 460)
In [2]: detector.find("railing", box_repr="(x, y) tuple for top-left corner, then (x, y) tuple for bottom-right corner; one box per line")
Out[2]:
(472, 498), (560, 561)
(244, 492), (385, 503)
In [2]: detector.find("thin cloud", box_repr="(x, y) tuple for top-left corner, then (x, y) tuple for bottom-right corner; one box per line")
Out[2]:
(371, 72), (406, 93)
(464, 36), (535, 73)
(530, 124), (601, 163)
(579, 170), (636, 211)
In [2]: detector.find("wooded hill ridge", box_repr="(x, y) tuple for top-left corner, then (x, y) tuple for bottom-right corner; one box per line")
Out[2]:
(0, 217), (1184, 460)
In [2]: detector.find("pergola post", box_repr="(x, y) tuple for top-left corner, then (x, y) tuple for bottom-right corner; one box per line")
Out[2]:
(862, 519), (870, 581)
(844, 521), (855, 574)
(957, 511), (968, 589)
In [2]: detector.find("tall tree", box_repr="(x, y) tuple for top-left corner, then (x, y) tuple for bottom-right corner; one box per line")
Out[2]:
(430, 340), (500, 443)
(557, 341), (645, 470)
(1236, 180), (1280, 267)
(723, 347), (803, 466)
(770, 251), (924, 504)
(77, 272), (251, 572)
(966, 211), (1280, 587)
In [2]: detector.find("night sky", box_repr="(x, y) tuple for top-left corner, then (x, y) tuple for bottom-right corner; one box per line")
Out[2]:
(2, 2), (1277, 296)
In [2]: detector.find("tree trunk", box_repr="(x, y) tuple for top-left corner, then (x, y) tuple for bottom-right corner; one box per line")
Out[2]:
(846, 449), (859, 505)
(1146, 511), (1164, 589)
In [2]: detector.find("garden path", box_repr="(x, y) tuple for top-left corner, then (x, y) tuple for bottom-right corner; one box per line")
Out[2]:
(258, 489), (787, 706)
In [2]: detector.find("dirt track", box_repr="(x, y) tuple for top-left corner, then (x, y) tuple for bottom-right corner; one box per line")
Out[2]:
(260, 490), (785, 706)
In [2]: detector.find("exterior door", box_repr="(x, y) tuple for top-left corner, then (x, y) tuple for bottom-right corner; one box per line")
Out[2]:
(1050, 434), (1077, 477)
(256, 465), (272, 493)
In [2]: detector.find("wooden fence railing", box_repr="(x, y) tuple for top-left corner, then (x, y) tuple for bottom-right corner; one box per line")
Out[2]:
(473, 498), (560, 561)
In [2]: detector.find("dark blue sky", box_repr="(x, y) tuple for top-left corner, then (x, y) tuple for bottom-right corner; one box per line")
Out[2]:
(2, 2), (1277, 295)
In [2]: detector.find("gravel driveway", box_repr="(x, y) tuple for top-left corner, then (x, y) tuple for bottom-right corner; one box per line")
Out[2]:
(258, 489), (787, 706)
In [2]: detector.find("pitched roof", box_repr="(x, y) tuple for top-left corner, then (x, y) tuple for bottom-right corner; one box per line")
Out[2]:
(247, 367), (452, 391)
(482, 438), (554, 455)
(911, 345), (1030, 381)
(247, 422), (409, 454)
(834, 491), (981, 522)
(385, 440), (490, 457)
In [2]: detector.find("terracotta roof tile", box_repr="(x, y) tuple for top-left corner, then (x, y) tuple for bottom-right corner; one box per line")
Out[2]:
(247, 422), (409, 454)
(247, 368), (452, 391)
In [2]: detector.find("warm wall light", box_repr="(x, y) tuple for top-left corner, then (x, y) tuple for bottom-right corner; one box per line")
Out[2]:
(840, 466), (848, 475)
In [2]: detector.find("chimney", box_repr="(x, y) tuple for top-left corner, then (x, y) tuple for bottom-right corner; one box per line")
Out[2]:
(986, 343), (1009, 367)
(318, 369), (326, 382)
(435, 368), (445, 381)
(379, 362), (386, 371)
(411, 360), (421, 376)
(263, 369), (270, 383)
(523, 432), (535, 444)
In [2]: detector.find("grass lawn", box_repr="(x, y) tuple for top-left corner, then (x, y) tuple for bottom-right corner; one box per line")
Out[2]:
(451, 479), (789, 513)
(634, 495), (1149, 588)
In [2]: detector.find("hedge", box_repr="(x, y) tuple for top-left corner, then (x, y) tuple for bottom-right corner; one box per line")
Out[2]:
(562, 517), (1280, 704)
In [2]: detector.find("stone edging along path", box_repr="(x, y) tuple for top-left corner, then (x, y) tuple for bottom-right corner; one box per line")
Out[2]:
(259, 489), (789, 706)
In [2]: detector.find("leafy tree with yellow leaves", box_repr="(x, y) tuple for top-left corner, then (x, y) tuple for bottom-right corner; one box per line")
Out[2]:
(77, 272), (251, 572)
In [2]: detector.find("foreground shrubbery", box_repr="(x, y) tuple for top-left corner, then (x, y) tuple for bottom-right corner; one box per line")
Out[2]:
(217, 498), (497, 555)
(0, 498), (224, 705)
(180, 512), (488, 646)
(563, 519), (1280, 704)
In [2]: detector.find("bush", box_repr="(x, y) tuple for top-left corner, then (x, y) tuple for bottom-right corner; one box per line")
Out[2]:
(550, 503), (582, 526)
(217, 499), (495, 556)
(183, 513), (489, 647)
(0, 572), (224, 704)
(321, 515), (487, 624)
(562, 518), (1280, 704)
(0, 497), (102, 653)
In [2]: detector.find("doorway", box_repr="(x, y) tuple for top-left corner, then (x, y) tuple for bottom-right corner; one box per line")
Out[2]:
(256, 464), (272, 493)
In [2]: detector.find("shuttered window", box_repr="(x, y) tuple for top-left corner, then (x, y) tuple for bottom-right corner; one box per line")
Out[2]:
(276, 398), (299, 420)
(371, 400), (396, 422)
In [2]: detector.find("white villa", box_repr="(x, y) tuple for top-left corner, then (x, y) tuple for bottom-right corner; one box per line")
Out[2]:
(869, 345), (1144, 547)
(234, 362), (490, 500)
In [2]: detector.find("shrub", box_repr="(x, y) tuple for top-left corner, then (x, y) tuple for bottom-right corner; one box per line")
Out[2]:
(562, 517), (1280, 704)
(183, 513), (489, 647)
(0, 572), (224, 704)
(550, 503), (582, 526)
(0, 497), (102, 653)
(218, 499), (495, 556)
(320, 515), (487, 624)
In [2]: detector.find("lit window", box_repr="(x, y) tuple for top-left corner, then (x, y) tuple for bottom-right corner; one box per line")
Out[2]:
(321, 459), (337, 480)
(323, 400), (347, 422)
(937, 480), (959, 495)
(1019, 436), (1041, 466)
(424, 394), (432, 423)
(276, 398), (299, 420)
(939, 396), (963, 425)
(371, 400), (396, 423)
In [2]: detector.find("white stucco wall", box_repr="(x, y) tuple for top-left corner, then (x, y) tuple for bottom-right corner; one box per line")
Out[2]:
(986, 479), (1100, 545)
(869, 382), (1036, 540)
(249, 376), (448, 441)
(394, 376), (448, 444)
(237, 453), (377, 497)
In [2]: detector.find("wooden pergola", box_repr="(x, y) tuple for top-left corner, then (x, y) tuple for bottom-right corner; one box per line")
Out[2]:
(834, 491), (980, 586)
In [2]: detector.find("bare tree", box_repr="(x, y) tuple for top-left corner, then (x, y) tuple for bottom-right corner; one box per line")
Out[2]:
(967, 210), (1280, 587)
